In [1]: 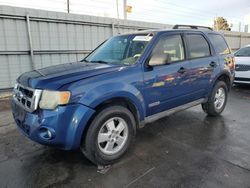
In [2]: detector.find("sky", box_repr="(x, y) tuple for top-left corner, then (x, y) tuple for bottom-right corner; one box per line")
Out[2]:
(0, 0), (249, 31)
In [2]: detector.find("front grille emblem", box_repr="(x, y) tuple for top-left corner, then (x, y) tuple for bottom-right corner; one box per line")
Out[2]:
(16, 91), (24, 100)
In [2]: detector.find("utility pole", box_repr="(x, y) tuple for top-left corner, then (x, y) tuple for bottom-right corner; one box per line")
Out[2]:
(214, 17), (218, 31)
(123, 0), (127, 20)
(116, 0), (120, 34)
(67, 0), (70, 13)
(214, 14), (218, 31)
(116, 0), (120, 19)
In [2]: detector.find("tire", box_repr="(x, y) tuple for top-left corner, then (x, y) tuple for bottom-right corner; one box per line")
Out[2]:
(81, 105), (136, 165)
(202, 81), (228, 116)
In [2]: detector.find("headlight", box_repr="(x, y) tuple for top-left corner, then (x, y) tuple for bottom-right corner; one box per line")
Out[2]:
(14, 83), (18, 89)
(39, 90), (71, 110)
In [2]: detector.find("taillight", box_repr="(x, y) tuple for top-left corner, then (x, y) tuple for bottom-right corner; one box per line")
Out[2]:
(231, 56), (235, 70)
(226, 56), (235, 70)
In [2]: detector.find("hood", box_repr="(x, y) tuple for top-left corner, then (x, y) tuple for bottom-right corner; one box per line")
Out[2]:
(235, 56), (250, 65)
(17, 62), (122, 89)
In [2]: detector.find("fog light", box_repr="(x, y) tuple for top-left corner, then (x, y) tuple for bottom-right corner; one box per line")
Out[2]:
(39, 127), (55, 140)
(47, 130), (52, 139)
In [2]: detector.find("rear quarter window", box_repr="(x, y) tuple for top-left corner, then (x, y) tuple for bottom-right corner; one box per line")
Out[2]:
(208, 34), (231, 55)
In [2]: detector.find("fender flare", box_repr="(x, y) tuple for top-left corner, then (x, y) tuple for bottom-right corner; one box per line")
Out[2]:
(209, 70), (232, 93)
(78, 83), (146, 121)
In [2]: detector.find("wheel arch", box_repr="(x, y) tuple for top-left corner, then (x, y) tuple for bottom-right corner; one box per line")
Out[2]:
(80, 96), (143, 152)
(213, 71), (232, 91)
(94, 97), (141, 126)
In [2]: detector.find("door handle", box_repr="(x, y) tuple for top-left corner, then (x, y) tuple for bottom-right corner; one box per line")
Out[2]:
(178, 67), (187, 74)
(210, 61), (217, 68)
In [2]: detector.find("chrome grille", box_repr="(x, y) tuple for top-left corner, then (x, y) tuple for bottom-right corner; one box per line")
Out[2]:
(235, 64), (250, 72)
(13, 84), (42, 112)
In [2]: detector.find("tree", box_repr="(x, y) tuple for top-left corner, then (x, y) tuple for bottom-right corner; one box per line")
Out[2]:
(214, 17), (231, 31)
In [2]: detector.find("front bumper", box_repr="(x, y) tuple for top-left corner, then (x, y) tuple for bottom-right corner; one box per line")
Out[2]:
(11, 100), (95, 150)
(234, 71), (250, 84)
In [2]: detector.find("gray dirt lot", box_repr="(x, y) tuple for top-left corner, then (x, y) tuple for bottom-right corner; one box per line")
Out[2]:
(0, 85), (250, 188)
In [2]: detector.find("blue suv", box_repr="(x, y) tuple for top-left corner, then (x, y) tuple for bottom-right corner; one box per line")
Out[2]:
(11, 25), (235, 165)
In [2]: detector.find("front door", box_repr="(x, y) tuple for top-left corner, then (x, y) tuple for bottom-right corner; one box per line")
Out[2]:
(143, 33), (191, 116)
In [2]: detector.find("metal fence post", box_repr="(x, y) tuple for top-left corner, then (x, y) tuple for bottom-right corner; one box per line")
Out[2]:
(111, 23), (115, 36)
(239, 33), (242, 48)
(25, 14), (35, 70)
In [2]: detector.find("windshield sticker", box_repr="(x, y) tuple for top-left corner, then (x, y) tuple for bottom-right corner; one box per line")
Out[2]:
(133, 36), (152, 41)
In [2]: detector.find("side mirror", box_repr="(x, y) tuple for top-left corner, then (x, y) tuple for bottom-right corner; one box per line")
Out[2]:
(148, 53), (170, 66)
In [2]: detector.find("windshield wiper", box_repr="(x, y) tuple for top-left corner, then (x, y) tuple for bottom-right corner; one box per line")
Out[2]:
(90, 60), (110, 64)
(82, 59), (90, 63)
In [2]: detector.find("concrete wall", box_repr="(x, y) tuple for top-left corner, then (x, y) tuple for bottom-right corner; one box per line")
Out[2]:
(222, 31), (250, 50)
(0, 5), (249, 89)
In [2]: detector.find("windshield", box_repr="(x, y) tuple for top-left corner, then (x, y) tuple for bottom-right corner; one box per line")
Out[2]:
(235, 47), (250, 57)
(84, 34), (152, 65)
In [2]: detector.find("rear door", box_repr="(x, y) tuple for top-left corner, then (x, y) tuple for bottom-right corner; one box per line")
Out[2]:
(207, 33), (235, 78)
(184, 32), (218, 99)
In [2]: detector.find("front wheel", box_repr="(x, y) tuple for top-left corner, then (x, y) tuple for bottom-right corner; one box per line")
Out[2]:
(202, 81), (228, 116)
(81, 105), (136, 165)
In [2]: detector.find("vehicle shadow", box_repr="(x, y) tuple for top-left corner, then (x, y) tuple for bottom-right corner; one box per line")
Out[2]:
(233, 83), (250, 91)
(232, 84), (250, 100)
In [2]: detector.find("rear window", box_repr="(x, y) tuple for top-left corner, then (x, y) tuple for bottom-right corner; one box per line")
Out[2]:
(186, 34), (211, 59)
(208, 34), (230, 55)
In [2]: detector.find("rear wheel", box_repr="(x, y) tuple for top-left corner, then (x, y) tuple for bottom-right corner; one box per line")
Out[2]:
(202, 81), (228, 116)
(81, 105), (136, 165)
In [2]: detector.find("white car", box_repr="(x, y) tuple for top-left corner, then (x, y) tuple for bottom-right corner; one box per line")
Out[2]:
(234, 45), (250, 84)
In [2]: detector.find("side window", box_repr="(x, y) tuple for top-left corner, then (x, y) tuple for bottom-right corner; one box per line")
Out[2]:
(149, 35), (184, 66)
(208, 34), (231, 55)
(186, 34), (211, 59)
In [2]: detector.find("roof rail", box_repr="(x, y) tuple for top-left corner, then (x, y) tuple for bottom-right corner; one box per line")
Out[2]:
(173, 25), (213, 31)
